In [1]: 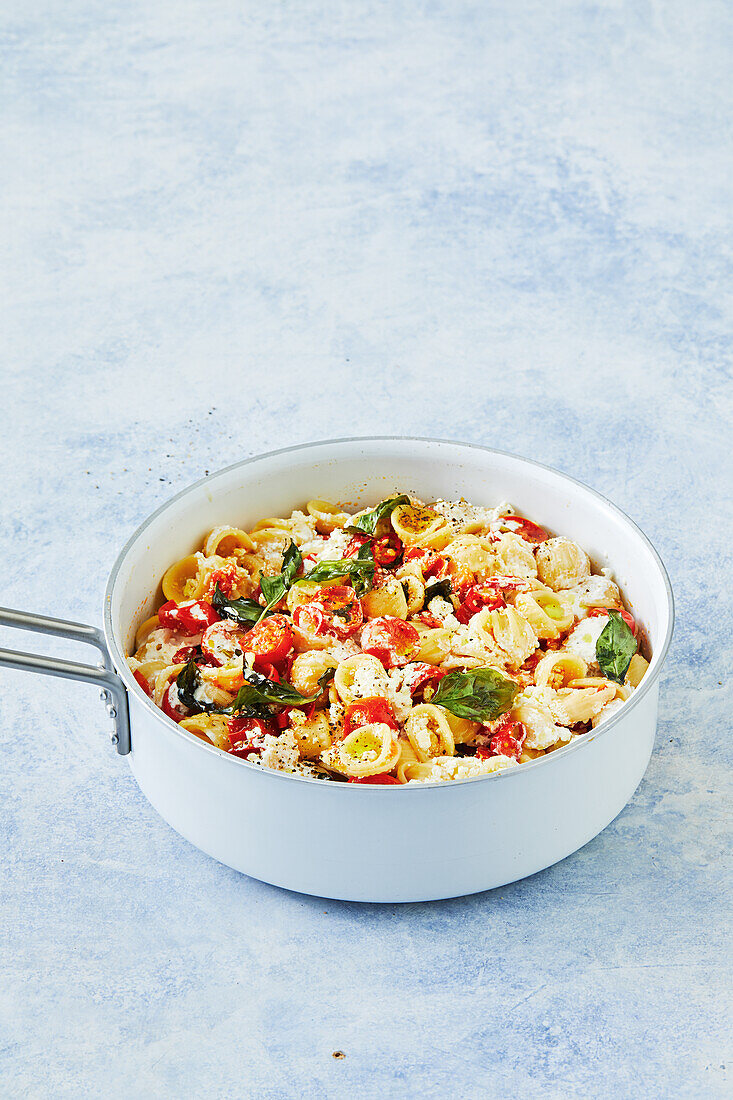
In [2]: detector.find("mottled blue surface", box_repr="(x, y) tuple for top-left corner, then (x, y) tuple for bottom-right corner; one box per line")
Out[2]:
(1, 2), (731, 1096)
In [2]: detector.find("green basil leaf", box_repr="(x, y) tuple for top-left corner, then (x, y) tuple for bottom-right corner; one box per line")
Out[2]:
(596, 610), (638, 684)
(212, 584), (267, 627)
(281, 539), (303, 586)
(345, 494), (410, 537)
(300, 543), (375, 597)
(226, 667), (334, 713)
(423, 578), (452, 608)
(257, 539), (303, 621)
(176, 659), (219, 713)
(431, 668), (518, 721)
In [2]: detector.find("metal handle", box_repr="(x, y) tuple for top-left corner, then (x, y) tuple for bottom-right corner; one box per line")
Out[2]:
(0, 607), (131, 754)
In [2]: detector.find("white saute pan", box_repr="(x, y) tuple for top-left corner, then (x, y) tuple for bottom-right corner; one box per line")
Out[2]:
(0, 438), (674, 902)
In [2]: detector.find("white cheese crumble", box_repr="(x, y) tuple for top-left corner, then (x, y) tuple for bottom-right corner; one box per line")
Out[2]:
(562, 615), (608, 672)
(427, 596), (460, 631)
(256, 730), (301, 772)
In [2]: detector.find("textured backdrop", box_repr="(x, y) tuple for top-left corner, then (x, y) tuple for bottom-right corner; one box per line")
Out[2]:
(1, 2), (731, 1097)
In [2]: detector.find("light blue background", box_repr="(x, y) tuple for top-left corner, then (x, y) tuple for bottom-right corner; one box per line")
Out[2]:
(1, 2), (731, 1097)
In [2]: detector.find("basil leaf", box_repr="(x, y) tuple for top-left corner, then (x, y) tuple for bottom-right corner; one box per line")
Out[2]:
(423, 578), (452, 608)
(300, 543), (375, 597)
(596, 610), (637, 684)
(258, 539), (303, 621)
(281, 539), (303, 586)
(212, 584), (266, 627)
(226, 667), (334, 713)
(346, 495), (410, 537)
(431, 668), (518, 721)
(176, 659), (219, 713)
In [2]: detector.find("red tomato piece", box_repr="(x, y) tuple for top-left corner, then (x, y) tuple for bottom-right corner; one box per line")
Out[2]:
(242, 614), (293, 664)
(207, 562), (239, 597)
(499, 515), (548, 543)
(172, 644), (219, 666)
(372, 533), (403, 567)
(226, 715), (275, 758)
(293, 585), (364, 639)
(201, 620), (247, 666)
(348, 774), (402, 784)
(360, 617), (420, 668)
(403, 548), (449, 578)
(343, 697), (398, 738)
(133, 669), (152, 696)
(161, 683), (187, 723)
(455, 582), (507, 624)
(475, 714), (526, 762)
(158, 599), (221, 636)
(401, 663), (447, 698)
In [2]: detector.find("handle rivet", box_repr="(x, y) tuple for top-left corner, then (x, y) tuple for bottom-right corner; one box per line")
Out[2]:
(100, 689), (110, 702)
(110, 732), (119, 745)
(106, 705), (117, 718)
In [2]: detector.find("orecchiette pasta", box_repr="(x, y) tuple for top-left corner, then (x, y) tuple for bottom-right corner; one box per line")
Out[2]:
(129, 493), (649, 784)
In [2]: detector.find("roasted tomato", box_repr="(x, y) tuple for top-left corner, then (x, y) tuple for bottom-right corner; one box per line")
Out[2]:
(455, 582), (507, 623)
(171, 644), (219, 667)
(226, 715), (274, 758)
(343, 697), (398, 737)
(475, 714), (526, 762)
(587, 607), (637, 635)
(360, 617), (420, 668)
(206, 562), (240, 598)
(348, 774), (402, 784)
(293, 584), (364, 639)
(242, 614), (293, 664)
(158, 599), (220, 636)
(133, 669), (152, 697)
(161, 682), (187, 723)
(499, 515), (548, 543)
(372, 533), (403, 567)
(403, 547), (449, 578)
(400, 662), (447, 699)
(201, 620), (247, 666)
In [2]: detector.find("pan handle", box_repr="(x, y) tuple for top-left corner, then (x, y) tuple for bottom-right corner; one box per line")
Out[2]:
(0, 607), (131, 755)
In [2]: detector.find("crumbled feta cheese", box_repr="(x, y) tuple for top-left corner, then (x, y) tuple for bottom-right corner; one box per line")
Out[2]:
(431, 499), (510, 535)
(562, 615), (608, 672)
(427, 596), (460, 631)
(256, 730), (301, 772)
(314, 528), (352, 561)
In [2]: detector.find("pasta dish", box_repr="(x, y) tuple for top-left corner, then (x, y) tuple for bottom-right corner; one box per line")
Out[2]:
(128, 495), (649, 784)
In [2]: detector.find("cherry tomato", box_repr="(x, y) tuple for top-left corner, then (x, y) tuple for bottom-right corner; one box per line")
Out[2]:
(403, 548), (449, 578)
(242, 614), (293, 664)
(207, 562), (239, 597)
(158, 599), (220, 636)
(455, 582), (507, 624)
(372, 533), (402, 567)
(343, 697), (398, 738)
(401, 663), (447, 698)
(171, 644), (219, 667)
(413, 611), (442, 629)
(348, 774), (402, 784)
(226, 715), (274, 758)
(201, 620), (247, 666)
(161, 683), (187, 723)
(133, 670), (152, 696)
(499, 515), (548, 543)
(475, 714), (526, 762)
(293, 585), (364, 639)
(360, 617), (420, 668)
(588, 607), (637, 635)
